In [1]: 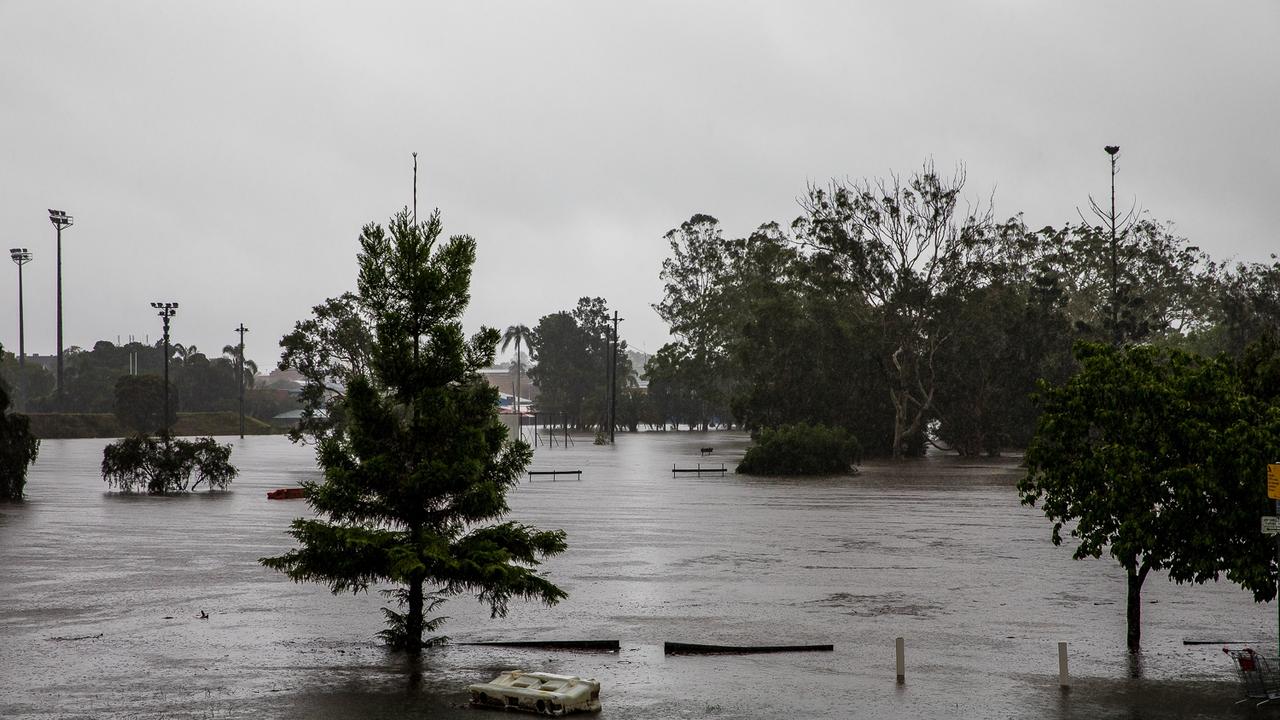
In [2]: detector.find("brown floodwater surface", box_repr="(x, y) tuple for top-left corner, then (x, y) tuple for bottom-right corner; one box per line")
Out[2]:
(0, 433), (1271, 718)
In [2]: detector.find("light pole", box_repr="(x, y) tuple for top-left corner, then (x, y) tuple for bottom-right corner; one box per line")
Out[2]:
(151, 302), (178, 435)
(235, 323), (248, 439)
(9, 248), (32, 367)
(48, 209), (73, 402)
(1104, 145), (1121, 347)
(9, 248), (32, 411)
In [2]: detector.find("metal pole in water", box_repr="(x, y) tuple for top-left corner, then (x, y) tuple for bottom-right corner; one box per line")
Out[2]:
(1058, 641), (1070, 690)
(895, 637), (905, 684)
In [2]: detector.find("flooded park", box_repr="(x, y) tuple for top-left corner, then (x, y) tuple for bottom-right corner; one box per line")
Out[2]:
(0, 432), (1273, 719)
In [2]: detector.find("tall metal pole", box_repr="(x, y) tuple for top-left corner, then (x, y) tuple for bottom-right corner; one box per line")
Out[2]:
(48, 210), (73, 401)
(9, 249), (31, 367)
(609, 310), (623, 444)
(56, 224), (63, 396)
(152, 303), (178, 435)
(10, 249), (32, 412)
(1105, 146), (1120, 347)
(163, 315), (170, 434)
(412, 151), (418, 224)
(236, 323), (248, 439)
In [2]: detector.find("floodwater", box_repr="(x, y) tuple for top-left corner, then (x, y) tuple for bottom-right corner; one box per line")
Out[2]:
(0, 433), (1273, 719)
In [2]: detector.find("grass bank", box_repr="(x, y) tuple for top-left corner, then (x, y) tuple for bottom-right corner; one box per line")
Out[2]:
(25, 412), (284, 439)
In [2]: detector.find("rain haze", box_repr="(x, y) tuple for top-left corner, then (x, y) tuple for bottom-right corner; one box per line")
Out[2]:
(2, 1), (1277, 362)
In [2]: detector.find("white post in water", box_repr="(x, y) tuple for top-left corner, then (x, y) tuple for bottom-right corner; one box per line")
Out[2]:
(1058, 641), (1070, 690)
(895, 637), (905, 684)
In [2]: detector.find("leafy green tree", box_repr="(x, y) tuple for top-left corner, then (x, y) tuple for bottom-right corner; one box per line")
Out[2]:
(1207, 259), (1280, 357)
(793, 162), (997, 457)
(1020, 342), (1280, 652)
(0, 345), (40, 500)
(930, 274), (1074, 455)
(527, 298), (632, 430)
(1027, 220), (1217, 347)
(261, 208), (567, 653)
(279, 292), (374, 442)
(653, 215), (736, 428)
(113, 374), (177, 433)
(101, 434), (236, 495)
(0, 350), (54, 412)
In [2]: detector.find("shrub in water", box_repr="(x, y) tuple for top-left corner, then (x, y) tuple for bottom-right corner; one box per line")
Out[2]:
(736, 423), (861, 476)
(101, 433), (237, 495)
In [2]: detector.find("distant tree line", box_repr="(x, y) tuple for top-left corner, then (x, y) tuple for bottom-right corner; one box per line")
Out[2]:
(645, 161), (1280, 457)
(0, 341), (294, 422)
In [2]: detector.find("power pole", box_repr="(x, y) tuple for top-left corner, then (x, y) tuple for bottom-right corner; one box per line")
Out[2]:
(236, 323), (249, 439)
(609, 310), (623, 444)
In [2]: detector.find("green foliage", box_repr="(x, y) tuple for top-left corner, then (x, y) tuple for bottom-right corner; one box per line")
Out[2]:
(101, 433), (237, 495)
(737, 423), (861, 476)
(21, 340), (262, 417)
(261, 207), (567, 654)
(527, 297), (633, 430)
(0, 348), (40, 500)
(113, 374), (177, 433)
(278, 292), (373, 442)
(1020, 342), (1280, 650)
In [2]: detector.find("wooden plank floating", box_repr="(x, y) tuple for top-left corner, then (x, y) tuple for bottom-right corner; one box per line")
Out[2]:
(672, 463), (727, 475)
(526, 470), (582, 481)
(460, 639), (620, 651)
(664, 641), (833, 655)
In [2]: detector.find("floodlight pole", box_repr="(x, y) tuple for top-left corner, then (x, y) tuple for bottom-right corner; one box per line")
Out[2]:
(152, 302), (178, 435)
(48, 210), (73, 401)
(10, 249), (32, 412)
(235, 323), (248, 438)
(1104, 146), (1120, 347)
(9, 249), (32, 368)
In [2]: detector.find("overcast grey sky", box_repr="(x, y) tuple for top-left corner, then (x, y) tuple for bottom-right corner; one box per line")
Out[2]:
(3, 1), (1277, 368)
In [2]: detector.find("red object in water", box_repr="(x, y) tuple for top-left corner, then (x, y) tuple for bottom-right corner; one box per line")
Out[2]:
(267, 488), (305, 500)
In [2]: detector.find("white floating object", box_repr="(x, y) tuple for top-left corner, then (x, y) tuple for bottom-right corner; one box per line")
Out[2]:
(468, 670), (602, 716)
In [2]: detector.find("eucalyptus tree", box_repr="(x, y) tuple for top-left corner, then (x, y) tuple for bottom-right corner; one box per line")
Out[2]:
(262, 208), (566, 652)
(793, 162), (998, 457)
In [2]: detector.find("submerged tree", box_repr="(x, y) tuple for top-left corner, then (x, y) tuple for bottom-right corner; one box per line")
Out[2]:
(0, 347), (40, 500)
(1020, 342), (1280, 652)
(794, 162), (997, 458)
(101, 433), (236, 495)
(261, 208), (567, 653)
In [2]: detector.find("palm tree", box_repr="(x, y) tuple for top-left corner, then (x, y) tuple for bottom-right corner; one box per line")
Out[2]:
(501, 324), (535, 420)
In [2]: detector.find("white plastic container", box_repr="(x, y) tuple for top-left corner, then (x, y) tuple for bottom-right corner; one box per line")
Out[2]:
(468, 670), (602, 716)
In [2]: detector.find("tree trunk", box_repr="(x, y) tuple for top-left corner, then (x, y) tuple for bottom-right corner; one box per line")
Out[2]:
(1126, 563), (1149, 652)
(406, 575), (424, 654)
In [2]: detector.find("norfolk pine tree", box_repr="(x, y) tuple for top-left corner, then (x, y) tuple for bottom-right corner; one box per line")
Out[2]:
(261, 209), (567, 652)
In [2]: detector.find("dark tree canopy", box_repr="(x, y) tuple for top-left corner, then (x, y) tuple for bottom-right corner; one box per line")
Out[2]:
(261, 208), (566, 653)
(1020, 342), (1280, 651)
(0, 348), (40, 500)
(113, 374), (177, 433)
(101, 433), (236, 495)
(527, 297), (633, 430)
